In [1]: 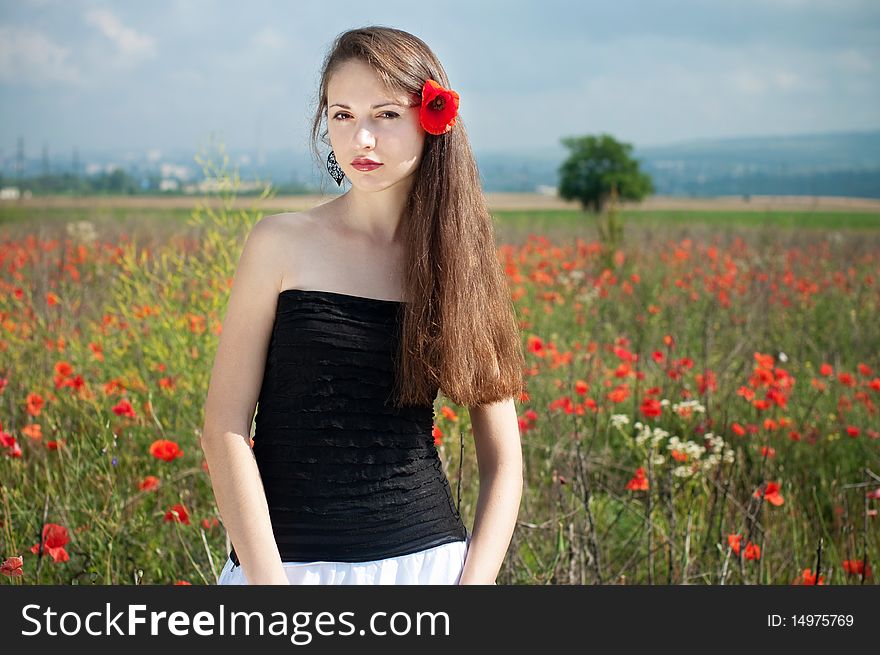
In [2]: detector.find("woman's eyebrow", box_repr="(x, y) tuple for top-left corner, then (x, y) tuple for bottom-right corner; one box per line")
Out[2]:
(329, 101), (403, 109)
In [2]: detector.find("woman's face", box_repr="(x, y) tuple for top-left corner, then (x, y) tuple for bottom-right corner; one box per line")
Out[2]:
(326, 59), (426, 191)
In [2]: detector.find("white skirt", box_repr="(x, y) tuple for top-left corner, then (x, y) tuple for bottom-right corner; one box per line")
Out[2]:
(217, 535), (471, 585)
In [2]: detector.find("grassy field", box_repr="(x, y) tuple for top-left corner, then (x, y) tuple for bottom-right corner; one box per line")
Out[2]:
(1, 191), (878, 585)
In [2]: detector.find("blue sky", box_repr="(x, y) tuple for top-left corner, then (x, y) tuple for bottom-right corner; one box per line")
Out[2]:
(1, 0), (878, 158)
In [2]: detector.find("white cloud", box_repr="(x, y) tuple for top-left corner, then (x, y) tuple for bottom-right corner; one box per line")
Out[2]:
(730, 69), (767, 96)
(84, 8), (157, 64)
(253, 27), (285, 52)
(774, 70), (802, 91)
(0, 25), (81, 85)
(773, 69), (825, 92)
(728, 66), (824, 96)
(834, 48), (873, 72)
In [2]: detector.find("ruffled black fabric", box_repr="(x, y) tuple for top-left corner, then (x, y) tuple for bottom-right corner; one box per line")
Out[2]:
(229, 288), (468, 566)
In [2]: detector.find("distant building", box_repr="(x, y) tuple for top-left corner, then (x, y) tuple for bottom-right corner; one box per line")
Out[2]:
(0, 186), (21, 200)
(183, 178), (267, 194)
(160, 163), (191, 180)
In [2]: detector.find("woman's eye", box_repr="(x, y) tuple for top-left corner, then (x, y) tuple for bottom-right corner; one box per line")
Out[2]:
(332, 111), (399, 120)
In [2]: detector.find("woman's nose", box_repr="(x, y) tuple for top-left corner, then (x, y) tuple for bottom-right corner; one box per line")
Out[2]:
(353, 126), (376, 148)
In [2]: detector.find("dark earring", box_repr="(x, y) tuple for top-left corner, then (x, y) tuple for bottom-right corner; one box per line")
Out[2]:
(327, 150), (344, 186)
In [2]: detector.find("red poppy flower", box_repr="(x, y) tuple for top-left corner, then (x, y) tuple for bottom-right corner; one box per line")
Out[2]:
(164, 503), (190, 525)
(754, 481), (784, 506)
(139, 475), (160, 491)
(744, 542), (761, 560)
(1, 555), (24, 577)
(625, 467), (649, 491)
(640, 397), (662, 418)
(418, 79), (459, 135)
(30, 523), (70, 562)
(670, 449), (688, 462)
(440, 405), (459, 420)
(727, 534), (742, 555)
(1, 432), (22, 458)
(201, 517), (220, 530)
(842, 559), (872, 578)
(150, 439), (183, 462)
(527, 335), (544, 355)
(112, 398), (136, 417)
(26, 392), (45, 416)
(794, 568), (825, 585)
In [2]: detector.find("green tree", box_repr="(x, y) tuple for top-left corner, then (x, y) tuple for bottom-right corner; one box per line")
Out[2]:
(558, 133), (654, 213)
(558, 133), (654, 269)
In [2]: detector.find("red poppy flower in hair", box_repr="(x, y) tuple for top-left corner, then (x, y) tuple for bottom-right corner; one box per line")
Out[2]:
(418, 79), (460, 135)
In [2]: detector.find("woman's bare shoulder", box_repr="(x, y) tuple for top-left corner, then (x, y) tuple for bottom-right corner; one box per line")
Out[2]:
(253, 210), (315, 252)
(258, 210), (315, 232)
(261, 199), (355, 286)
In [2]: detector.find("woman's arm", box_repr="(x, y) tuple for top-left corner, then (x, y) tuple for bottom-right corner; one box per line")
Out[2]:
(200, 215), (290, 585)
(458, 396), (523, 585)
(201, 428), (289, 584)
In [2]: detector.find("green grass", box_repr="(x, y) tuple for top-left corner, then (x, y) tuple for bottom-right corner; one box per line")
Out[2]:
(492, 209), (880, 231)
(0, 206), (195, 226)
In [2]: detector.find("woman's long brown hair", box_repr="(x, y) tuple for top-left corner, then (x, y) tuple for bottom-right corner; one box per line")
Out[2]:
(309, 25), (525, 409)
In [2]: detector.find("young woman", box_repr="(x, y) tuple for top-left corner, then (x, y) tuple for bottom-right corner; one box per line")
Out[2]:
(200, 25), (525, 585)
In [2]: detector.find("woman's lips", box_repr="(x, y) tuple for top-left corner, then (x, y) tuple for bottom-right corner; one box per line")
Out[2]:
(351, 162), (383, 171)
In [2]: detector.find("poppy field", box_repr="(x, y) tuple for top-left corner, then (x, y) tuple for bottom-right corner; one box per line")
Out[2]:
(1, 165), (878, 585)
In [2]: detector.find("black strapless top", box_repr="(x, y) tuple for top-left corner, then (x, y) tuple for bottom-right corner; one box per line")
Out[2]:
(228, 288), (468, 566)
